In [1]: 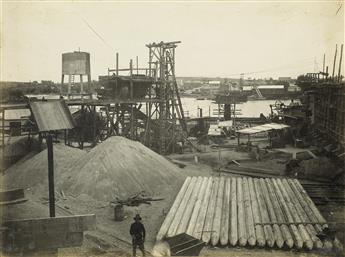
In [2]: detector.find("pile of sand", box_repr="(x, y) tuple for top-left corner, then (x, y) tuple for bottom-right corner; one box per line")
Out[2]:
(60, 136), (185, 201)
(2, 144), (85, 195)
(3, 136), (185, 202)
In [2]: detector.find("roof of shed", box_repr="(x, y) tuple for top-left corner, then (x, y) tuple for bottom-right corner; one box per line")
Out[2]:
(237, 123), (289, 135)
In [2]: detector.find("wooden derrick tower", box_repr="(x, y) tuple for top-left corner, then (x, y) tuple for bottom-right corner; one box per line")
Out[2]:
(146, 41), (188, 154)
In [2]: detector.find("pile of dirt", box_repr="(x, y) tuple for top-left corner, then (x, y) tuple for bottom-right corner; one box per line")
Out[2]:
(3, 136), (185, 202)
(2, 144), (85, 195)
(60, 136), (185, 201)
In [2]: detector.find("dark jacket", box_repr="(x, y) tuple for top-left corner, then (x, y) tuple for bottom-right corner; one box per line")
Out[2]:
(130, 222), (146, 242)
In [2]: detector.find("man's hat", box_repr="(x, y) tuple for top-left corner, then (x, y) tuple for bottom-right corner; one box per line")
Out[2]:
(134, 214), (142, 220)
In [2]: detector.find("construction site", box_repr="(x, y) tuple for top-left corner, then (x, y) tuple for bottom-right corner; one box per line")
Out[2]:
(1, 2), (345, 257)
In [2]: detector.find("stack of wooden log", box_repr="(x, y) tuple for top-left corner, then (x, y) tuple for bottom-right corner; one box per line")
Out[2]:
(156, 176), (336, 250)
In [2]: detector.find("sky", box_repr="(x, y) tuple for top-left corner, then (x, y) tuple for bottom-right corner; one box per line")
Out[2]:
(1, 1), (344, 82)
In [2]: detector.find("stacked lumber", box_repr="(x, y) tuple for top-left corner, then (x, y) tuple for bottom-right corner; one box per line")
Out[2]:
(157, 176), (334, 250)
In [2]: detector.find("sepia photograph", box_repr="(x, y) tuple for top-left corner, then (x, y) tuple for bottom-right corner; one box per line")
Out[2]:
(0, 0), (344, 256)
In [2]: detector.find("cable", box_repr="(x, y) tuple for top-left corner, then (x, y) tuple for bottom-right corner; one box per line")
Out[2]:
(81, 17), (116, 52)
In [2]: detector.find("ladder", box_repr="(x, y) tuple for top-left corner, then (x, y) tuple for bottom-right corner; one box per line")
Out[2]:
(253, 85), (264, 99)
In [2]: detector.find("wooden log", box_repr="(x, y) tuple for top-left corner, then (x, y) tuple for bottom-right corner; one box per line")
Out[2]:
(186, 177), (208, 236)
(259, 179), (284, 248)
(291, 180), (327, 225)
(220, 177), (230, 246)
(192, 177), (213, 239)
(229, 177), (238, 246)
(156, 177), (192, 240)
(282, 179), (323, 249)
(287, 180), (323, 234)
(271, 179), (303, 249)
(211, 176), (225, 246)
(237, 177), (247, 246)
(264, 179), (294, 248)
(253, 178), (275, 247)
(291, 179), (333, 250)
(202, 177), (219, 244)
(167, 177), (197, 237)
(248, 178), (265, 247)
(177, 177), (204, 235)
(242, 178), (256, 246)
(276, 179), (313, 250)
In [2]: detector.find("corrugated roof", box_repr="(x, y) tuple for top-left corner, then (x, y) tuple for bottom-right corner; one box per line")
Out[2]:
(30, 100), (75, 132)
(237, 123), (289, 135)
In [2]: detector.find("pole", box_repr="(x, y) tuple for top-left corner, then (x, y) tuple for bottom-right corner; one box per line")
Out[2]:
(136, 56), (139, 75)
(47, 134), (55, 217)
(116, 52), (119, 76)
(332, 44), (338, 79)
(338, 44), (343, 82)
(322, 54), (325, 73)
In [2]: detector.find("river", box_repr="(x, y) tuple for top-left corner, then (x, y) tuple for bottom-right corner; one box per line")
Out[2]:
(26, 94), (292, 118)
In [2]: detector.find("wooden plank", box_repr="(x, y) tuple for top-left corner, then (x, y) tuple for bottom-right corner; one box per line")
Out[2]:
(176, 177), (204, 235)
(202, 177), (219, 244)
(156, 177), (192, 240)
(276, 179), (313, 250)
(271, 179), (303, 249)
(192, 177), (213, 240)
(186, 177), (208, 236)
(237, 177), (247, 246)
(282, 179), (322, 249)
(242, 178), (256, 246)
(248, 178), (265, 247)
(253, 179), (275, 247)
(167, 177), (197, 237)
(3, 214), (96, 233)
(211, 176), (225, 246)
(265, 179), (294, 248)
(220, 177), (230, 246)
(259, 179), (284, 248)
(229, 177), (238, 246)
(2, 215), (95, 251)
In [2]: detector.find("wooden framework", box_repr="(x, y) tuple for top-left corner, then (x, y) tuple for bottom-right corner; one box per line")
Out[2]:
(0, 42), (189, 155)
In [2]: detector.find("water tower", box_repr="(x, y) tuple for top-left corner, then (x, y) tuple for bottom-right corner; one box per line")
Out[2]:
(61, 51), (92, 99)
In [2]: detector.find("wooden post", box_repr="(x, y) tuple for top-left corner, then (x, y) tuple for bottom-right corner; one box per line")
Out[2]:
(322, 53), (325, 73)
(332, 44), (338, 79)
(130, 59), (133, 100)
(60, 74), (64, 96)
(338, 44), (343, 82)
(1, 109), (5, 171)
(46, 134), (55, 217)
(93, 106), (96, 146)
(116, 53), (119, 76)
(80, 75), (84, 94)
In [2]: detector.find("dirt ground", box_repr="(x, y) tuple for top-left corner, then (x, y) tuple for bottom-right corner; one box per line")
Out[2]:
(2, 146), (344, 257)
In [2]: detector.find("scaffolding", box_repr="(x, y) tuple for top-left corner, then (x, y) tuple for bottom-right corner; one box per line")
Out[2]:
(70, 41), (189, 154)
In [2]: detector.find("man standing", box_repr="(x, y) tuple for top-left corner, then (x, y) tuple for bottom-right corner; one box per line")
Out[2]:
(130, 214), (146, 257)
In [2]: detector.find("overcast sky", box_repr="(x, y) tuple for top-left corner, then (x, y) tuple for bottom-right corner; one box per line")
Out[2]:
(1, 1), (344, 82)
